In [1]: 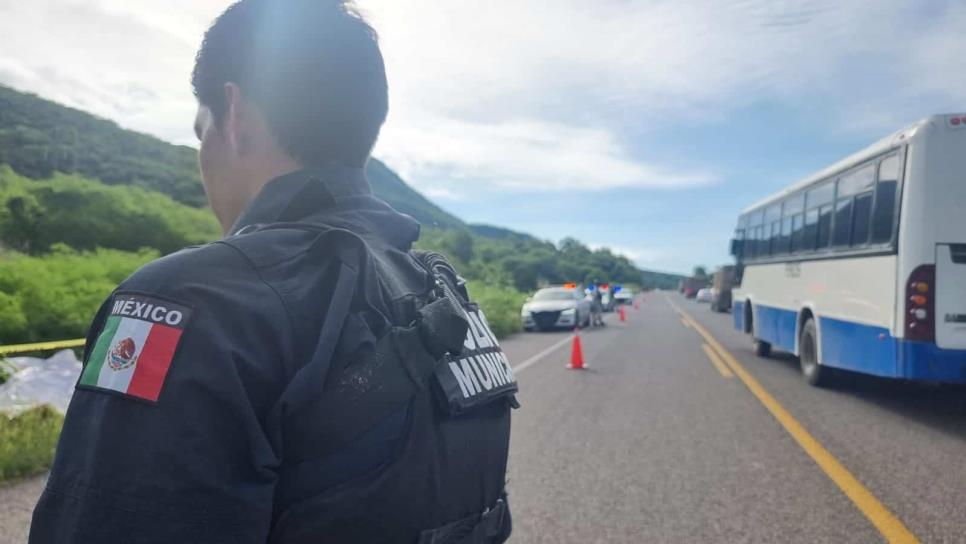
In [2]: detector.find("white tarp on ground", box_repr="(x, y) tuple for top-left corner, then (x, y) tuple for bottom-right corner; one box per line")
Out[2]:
(0, 350), (82, 415)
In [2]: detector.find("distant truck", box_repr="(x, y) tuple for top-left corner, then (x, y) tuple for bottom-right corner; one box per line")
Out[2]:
(710, 266), (736, 312)
(680, 277), (707, 298)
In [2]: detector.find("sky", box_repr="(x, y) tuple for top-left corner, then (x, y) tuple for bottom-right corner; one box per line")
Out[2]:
(1, 0), (965, 274)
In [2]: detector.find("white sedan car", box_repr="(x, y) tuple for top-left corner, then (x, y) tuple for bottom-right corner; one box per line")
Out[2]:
(522, 286), (592, 331)
(695, 288), (713, 303)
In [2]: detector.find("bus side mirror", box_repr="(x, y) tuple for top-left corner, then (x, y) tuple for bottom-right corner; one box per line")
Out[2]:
(729, 238), (742, 257)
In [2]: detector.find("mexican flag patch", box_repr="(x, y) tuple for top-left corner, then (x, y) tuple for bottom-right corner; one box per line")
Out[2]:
(79, 293), (192, 402)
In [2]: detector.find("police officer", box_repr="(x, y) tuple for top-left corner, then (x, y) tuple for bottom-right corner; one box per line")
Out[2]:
(30, 1), (516, 542)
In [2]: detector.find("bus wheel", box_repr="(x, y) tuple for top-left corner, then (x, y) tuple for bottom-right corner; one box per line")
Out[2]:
(753, 338), (772, 357)
(799, 318), (831, 387)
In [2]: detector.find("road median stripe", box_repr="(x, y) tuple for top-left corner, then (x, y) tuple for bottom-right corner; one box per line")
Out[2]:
(512, 335), (575, 374)
(667, 296), (920, 544)
(681, 318), (692, 328)
(701, 343), (734, 378)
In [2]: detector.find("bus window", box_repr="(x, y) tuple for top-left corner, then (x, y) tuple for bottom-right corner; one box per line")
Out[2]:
(852, 192), (873, 245)
(806, 181), (835, 250)
(871, 154), (900, 244)
(765, 203), (782, 223)
(838, 164), (875, 197)
(784, 193), (805, 215)
(833, 164), (875, 247)
(747, 210), (763, 257)
(769, 221), (781, 255)
(804, 208), (819, 250)
(806, 181), (834, 208)
(764, 203), (782, 256)
(833, 198), (852, 246)
(775, 217), (791, 255)
(790, 213), (805, 252)
(817, 204), (833, 248)
(734, 227), (746, 258)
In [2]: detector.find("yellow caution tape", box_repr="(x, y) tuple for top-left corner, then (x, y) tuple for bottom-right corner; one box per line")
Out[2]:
(0, 338), (86, 356)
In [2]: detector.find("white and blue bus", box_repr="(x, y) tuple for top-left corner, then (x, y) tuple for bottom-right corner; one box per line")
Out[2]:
(731, 114), (966, 386)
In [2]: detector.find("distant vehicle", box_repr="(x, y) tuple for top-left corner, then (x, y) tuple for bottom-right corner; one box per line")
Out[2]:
(597, 284), (616, 312)
(710, 266), (736, 312)
(613, 290), (634, 305)
(522, 285), (592, 331)
(731, 114), (966, 387)
(681, 277), (706, 299)
(601, 291), (614, 312)
(695, 288), (712, 303)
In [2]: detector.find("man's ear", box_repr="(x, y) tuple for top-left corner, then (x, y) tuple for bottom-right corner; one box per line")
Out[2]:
(222, 82), (254, 155)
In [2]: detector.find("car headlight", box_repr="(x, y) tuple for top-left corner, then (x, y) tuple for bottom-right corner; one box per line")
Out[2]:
(561, 308), (576, 316)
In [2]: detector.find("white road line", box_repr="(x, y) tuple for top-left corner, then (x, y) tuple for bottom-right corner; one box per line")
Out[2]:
(512, 335), (575, 374)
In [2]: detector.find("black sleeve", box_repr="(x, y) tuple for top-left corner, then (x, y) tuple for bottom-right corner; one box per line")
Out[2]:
(29, 244), (294, 544)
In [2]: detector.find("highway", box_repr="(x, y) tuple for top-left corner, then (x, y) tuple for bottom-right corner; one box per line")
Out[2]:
(3, 293), (966, 543)
(505, 293), (966, 544)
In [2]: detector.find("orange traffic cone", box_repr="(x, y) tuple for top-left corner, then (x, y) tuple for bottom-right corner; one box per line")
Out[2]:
(619, 305), (627, 322)
(568, 328), (585, 370)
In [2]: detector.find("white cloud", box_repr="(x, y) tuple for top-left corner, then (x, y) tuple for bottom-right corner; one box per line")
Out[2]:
(358, 0), (966, 190)
(0, 0), (223, 144)
(378, 113), (715, 191)
(589, 244), (666, 268)
(421, 185), (466, 202)
(2, 0), (965, 193)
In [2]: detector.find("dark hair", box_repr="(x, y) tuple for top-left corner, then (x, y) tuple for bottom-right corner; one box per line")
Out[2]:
(191, 0), (387, 167)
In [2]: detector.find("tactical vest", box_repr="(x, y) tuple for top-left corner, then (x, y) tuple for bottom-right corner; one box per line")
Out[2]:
(249, 198), (518, 543)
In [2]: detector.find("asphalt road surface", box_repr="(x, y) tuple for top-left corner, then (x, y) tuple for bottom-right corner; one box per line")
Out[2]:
(4, 293), (965, 543)
(505, 293), (966, 544)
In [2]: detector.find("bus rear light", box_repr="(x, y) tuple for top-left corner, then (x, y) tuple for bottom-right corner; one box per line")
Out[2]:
(905, 265), (935, 342)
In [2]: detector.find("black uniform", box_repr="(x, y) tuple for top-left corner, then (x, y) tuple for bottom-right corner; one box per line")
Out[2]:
(30, 166), (516, 544)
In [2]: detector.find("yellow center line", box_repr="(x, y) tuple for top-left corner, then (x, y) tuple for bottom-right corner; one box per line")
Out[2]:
(701, 343), (734, 378)
(680, 318), (692, 328)
(666, 296), (920, 544)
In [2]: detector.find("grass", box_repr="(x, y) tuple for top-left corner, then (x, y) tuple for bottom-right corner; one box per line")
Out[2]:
(0, 405), (63, 482)
(467, 280), (528, 339)
(0, 358), (13, 384)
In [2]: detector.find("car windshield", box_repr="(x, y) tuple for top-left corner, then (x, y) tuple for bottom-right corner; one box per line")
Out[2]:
(532, 289), (574, 301)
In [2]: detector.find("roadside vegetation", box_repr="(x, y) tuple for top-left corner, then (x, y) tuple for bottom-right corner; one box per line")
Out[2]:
(0, 243), (157, 345)
(466, 281), (529, 339)
(0, 405), (64, 482)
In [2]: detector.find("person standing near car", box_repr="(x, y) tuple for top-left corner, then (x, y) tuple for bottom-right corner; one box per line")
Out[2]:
(592, 285), (605, 327)
(30, 2), (516, 542)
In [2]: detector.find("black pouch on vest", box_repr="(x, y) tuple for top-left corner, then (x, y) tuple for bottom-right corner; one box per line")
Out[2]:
(412, 251), (520, 416)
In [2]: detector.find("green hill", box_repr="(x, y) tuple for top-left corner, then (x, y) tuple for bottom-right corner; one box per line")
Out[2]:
(468, 223), (538, 242)
(0, 84), (463, 228)
(0, 83), (689, 285)
(366, 159), (463, 228)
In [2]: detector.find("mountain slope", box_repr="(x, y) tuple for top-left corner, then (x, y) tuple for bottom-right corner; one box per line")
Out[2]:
(0, 84), (463, 228)
(366, 159), (463, 228)
(0, 85), (204, 206)
(468, 224), (539, 242)
(0, 84), (688, 288)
